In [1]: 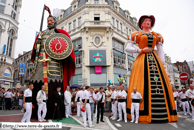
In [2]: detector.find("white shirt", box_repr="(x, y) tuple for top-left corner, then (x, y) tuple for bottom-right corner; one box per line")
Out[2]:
(117, 90), (127, 99)
(80, 90), (90, 101)
(111, 91), (117, 99)
(75, 90), (83, 102)
(96, 92), (106, 103)
(43, 91), (46, 100)
(4, 91), (14, 98)
(89, 92), (96, 103)
(24, 88), (32, 97)
(173, 91), (179, 97)
(58, 91), (61, 96)
(178, 92), (187, 99)
(185, 89), (194, 98)
(64, 90), (72, 104)
(116, 90), (121, 99)
(131, 92), (142, 99)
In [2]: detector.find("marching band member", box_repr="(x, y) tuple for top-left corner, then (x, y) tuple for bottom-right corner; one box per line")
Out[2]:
(130, 88), (143, 124)
(75, 87), (83, 117)
(173, 88), (179, 111)
(116, 85), (127, 123)
(186, 84), (194, 120)
(21, 83), (34, 123)
(36, 85), (47, 122)
(95, 88), (99, 118)
(64, 86), (72, 118)
(80, 86), (94, 128)
(179, 88), (191, 115)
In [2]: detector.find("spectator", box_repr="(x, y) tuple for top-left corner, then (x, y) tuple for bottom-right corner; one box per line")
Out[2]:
(89, 87), (97, 122)
(96, 87), (106, 124)
(105, 85), (113, 117)
(19, 91), (24, 112)
(4, 88), (14, 110)
(0, 87), (3, 110)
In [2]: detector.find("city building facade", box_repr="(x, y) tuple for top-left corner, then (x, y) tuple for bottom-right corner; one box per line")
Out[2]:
(13, 51), (33, 88)
(174, 60), (191, 88)
(56, 0), (139, 88)
(0, 0), (22, 89)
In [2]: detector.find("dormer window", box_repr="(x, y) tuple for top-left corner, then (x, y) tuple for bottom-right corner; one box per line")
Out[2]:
(94, 0), (99, 4)
(74, 5), (76, 10)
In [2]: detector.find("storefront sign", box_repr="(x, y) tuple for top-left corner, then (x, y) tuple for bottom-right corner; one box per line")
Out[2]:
(95, 66), (102, 74)
(89, 50), (106, 66)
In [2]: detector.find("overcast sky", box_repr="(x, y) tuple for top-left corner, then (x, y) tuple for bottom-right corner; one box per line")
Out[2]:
(15, 0), (194, 63)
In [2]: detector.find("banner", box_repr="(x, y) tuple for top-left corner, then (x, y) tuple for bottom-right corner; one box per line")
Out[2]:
(167, 65), (174, 78)
(19, 63), (26, 77)
(188, 61), (194, 73)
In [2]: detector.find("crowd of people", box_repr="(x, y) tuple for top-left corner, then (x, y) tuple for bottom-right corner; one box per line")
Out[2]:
(173, 84), (194, 120)
(0, 86), (24, 111)
(1, 84), (194, 126)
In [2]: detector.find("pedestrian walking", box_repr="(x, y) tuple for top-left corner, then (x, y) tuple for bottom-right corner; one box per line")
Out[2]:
(21, 83), (34, 123)
(130, 88), (143, 124)
(36, 85), (47, 122)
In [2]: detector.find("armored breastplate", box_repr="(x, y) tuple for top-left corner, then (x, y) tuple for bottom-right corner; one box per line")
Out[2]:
(31, 29), (63, 83)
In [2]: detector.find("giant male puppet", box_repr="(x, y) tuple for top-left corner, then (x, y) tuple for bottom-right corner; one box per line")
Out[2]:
(30, 9), (75, 119)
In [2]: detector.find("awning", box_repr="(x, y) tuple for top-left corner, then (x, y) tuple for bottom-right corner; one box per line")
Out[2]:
(0, 80), (5, 84)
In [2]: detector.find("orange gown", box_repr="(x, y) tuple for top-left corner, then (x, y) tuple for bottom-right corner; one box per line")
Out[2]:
(126, 31), (178, 123)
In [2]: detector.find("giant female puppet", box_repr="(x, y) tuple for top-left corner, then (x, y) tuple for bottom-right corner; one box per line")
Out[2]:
(125, 15), (178, 123)
(30, 12), (75, 119)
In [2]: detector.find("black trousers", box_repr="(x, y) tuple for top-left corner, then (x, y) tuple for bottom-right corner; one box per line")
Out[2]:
(56, 104), (63, 119)
(5, 98), (11, 110)
(97, 103), (104, 121)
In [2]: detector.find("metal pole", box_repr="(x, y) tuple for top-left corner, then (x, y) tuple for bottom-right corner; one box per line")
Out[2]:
(39, 4), (45, 32)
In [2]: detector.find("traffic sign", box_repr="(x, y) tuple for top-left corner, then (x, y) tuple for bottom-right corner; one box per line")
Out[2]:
(179, 72), (189, 81)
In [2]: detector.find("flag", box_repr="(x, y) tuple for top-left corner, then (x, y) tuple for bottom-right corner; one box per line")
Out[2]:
(45, 5), (51, 15)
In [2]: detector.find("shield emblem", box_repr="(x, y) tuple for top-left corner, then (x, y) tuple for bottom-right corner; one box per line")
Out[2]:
(44, 33), (73, 60)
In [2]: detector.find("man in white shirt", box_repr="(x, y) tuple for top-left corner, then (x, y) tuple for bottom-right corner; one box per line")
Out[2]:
(36, 85), (47, 122)
(4, 88), (14, 110)
(96, 87), (106, 124)
(116, 85), (127, 123)
(110, 86), (118, 120)
(186, 84), (194, 120)
(89, 88), (97, 122)
(64, 86), (72, 118)
(130, 88), (143, 124)
(173, 88), (179, 111)
(21, 83), (34, 123)
(179, 88), (190, 115)
(75, 87), (83, 117)
(94, 88), (99, 118)
(80, 86), (94, 128)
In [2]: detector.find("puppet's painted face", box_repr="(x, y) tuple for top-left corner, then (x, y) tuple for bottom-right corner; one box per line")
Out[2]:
(141, 18), (152, 29)
(47, 17), (55, 27)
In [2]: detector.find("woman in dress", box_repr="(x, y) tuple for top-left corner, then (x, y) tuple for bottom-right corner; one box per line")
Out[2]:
(125, 15), (178, 123)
